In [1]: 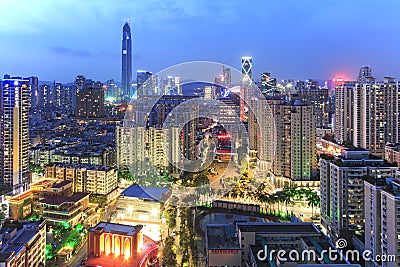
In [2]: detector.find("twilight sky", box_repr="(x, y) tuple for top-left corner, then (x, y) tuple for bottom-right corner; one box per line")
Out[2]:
(1, 0), (400, 83)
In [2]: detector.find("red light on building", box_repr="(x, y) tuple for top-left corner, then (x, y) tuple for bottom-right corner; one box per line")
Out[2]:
(217, 133), (231, 140)
(334, 77), (345, 86)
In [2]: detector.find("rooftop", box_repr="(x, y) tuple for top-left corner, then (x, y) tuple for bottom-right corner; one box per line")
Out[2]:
(13, 230), (38, 244)
(121, 185), (170, 202)
(237, 222), (320, 234)
(38, 192), (89, 206)
(206, 224), (240, 250)
(89, 222), (142, 236)
(52, 180), (73, 189)
(9, 190), (33, 203)
(1, 245), (25, 256)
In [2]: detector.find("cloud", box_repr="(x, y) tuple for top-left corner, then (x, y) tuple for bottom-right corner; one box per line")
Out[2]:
(49, 46), (91, 57)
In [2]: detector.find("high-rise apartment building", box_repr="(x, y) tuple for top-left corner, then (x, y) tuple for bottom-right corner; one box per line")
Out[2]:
(296, 87), (329, 127)
(106, 79), (117, 100)
(272, 100), (317, 186)
(249, 99), (275, 171)
(116, 123), (183, 176)
(334, 72), (399, 156)
(320, 149), (397, 242)
(357, 66), (373, 83)
(136, 70), (153, 97)
(121, 21), (132, 98)
(75, 82), (104, 118)
(38, 84), (49, 109)
(353, 79), (399, 155)
(28, 76), (38, 109)
(334, 81), (355, 145)
(0, 75), (30, 191)
(379, 180), (400, 267)
(364, 178), (386, 267)
(364, 179), (400, 267)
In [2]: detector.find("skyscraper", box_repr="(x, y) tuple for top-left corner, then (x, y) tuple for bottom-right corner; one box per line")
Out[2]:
(240, 56), (252, 122)
(0, 75), (30, 191)
(28, 76), (38, 109)
(357, 66), (372, 82)
(121, 21), (132, 99)
(334, 82), (355, 144)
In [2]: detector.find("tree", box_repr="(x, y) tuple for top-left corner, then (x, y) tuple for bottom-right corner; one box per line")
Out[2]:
(164, 208), (177, 230)
(307, 191), (320, 217)
(162, 236), (177, 267)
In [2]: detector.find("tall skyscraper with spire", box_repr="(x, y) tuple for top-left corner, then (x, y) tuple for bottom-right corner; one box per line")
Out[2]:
(121, 21), (132, 99)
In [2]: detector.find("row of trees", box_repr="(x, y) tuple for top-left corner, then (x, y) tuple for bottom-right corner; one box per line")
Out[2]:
(162, 206), (199, 266)
(178, 208), (198, 266)
(228, 181), (321, 217)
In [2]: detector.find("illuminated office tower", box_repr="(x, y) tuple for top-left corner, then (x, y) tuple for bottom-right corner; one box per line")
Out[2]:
(240, 56), (252, 122)
(203, 86), (215, 100)
(121, 21), (132, 98)
(175, 76), (182, 95)
(0, 75), (30, 191)
(62, 85), (73, 111)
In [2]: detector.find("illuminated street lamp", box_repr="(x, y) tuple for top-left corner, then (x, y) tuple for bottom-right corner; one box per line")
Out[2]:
(151, 208), (158, 220)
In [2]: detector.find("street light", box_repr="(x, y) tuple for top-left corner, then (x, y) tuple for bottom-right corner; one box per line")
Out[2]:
(127, 206), (133, 218)
(151, 208), (158, 220)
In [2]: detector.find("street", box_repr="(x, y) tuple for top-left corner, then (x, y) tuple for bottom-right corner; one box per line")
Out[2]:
(68, 240), (87, 267)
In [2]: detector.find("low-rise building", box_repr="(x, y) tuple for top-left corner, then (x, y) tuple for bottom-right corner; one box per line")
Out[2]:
(45, 163), (118, 195)
(385, 143), (400, 168)
(86, 222), (159, 267)
(0, 220), (46, 267)
(35, 192), (90, 227)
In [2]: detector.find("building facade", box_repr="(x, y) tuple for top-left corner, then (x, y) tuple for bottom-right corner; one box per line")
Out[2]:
(272, 100), (317, 185)
(0, 75), (30, 191)
(320, 149), (397, 242)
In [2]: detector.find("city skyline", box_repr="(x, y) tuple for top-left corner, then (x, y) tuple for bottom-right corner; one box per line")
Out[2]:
(1, 0), (400, 82)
